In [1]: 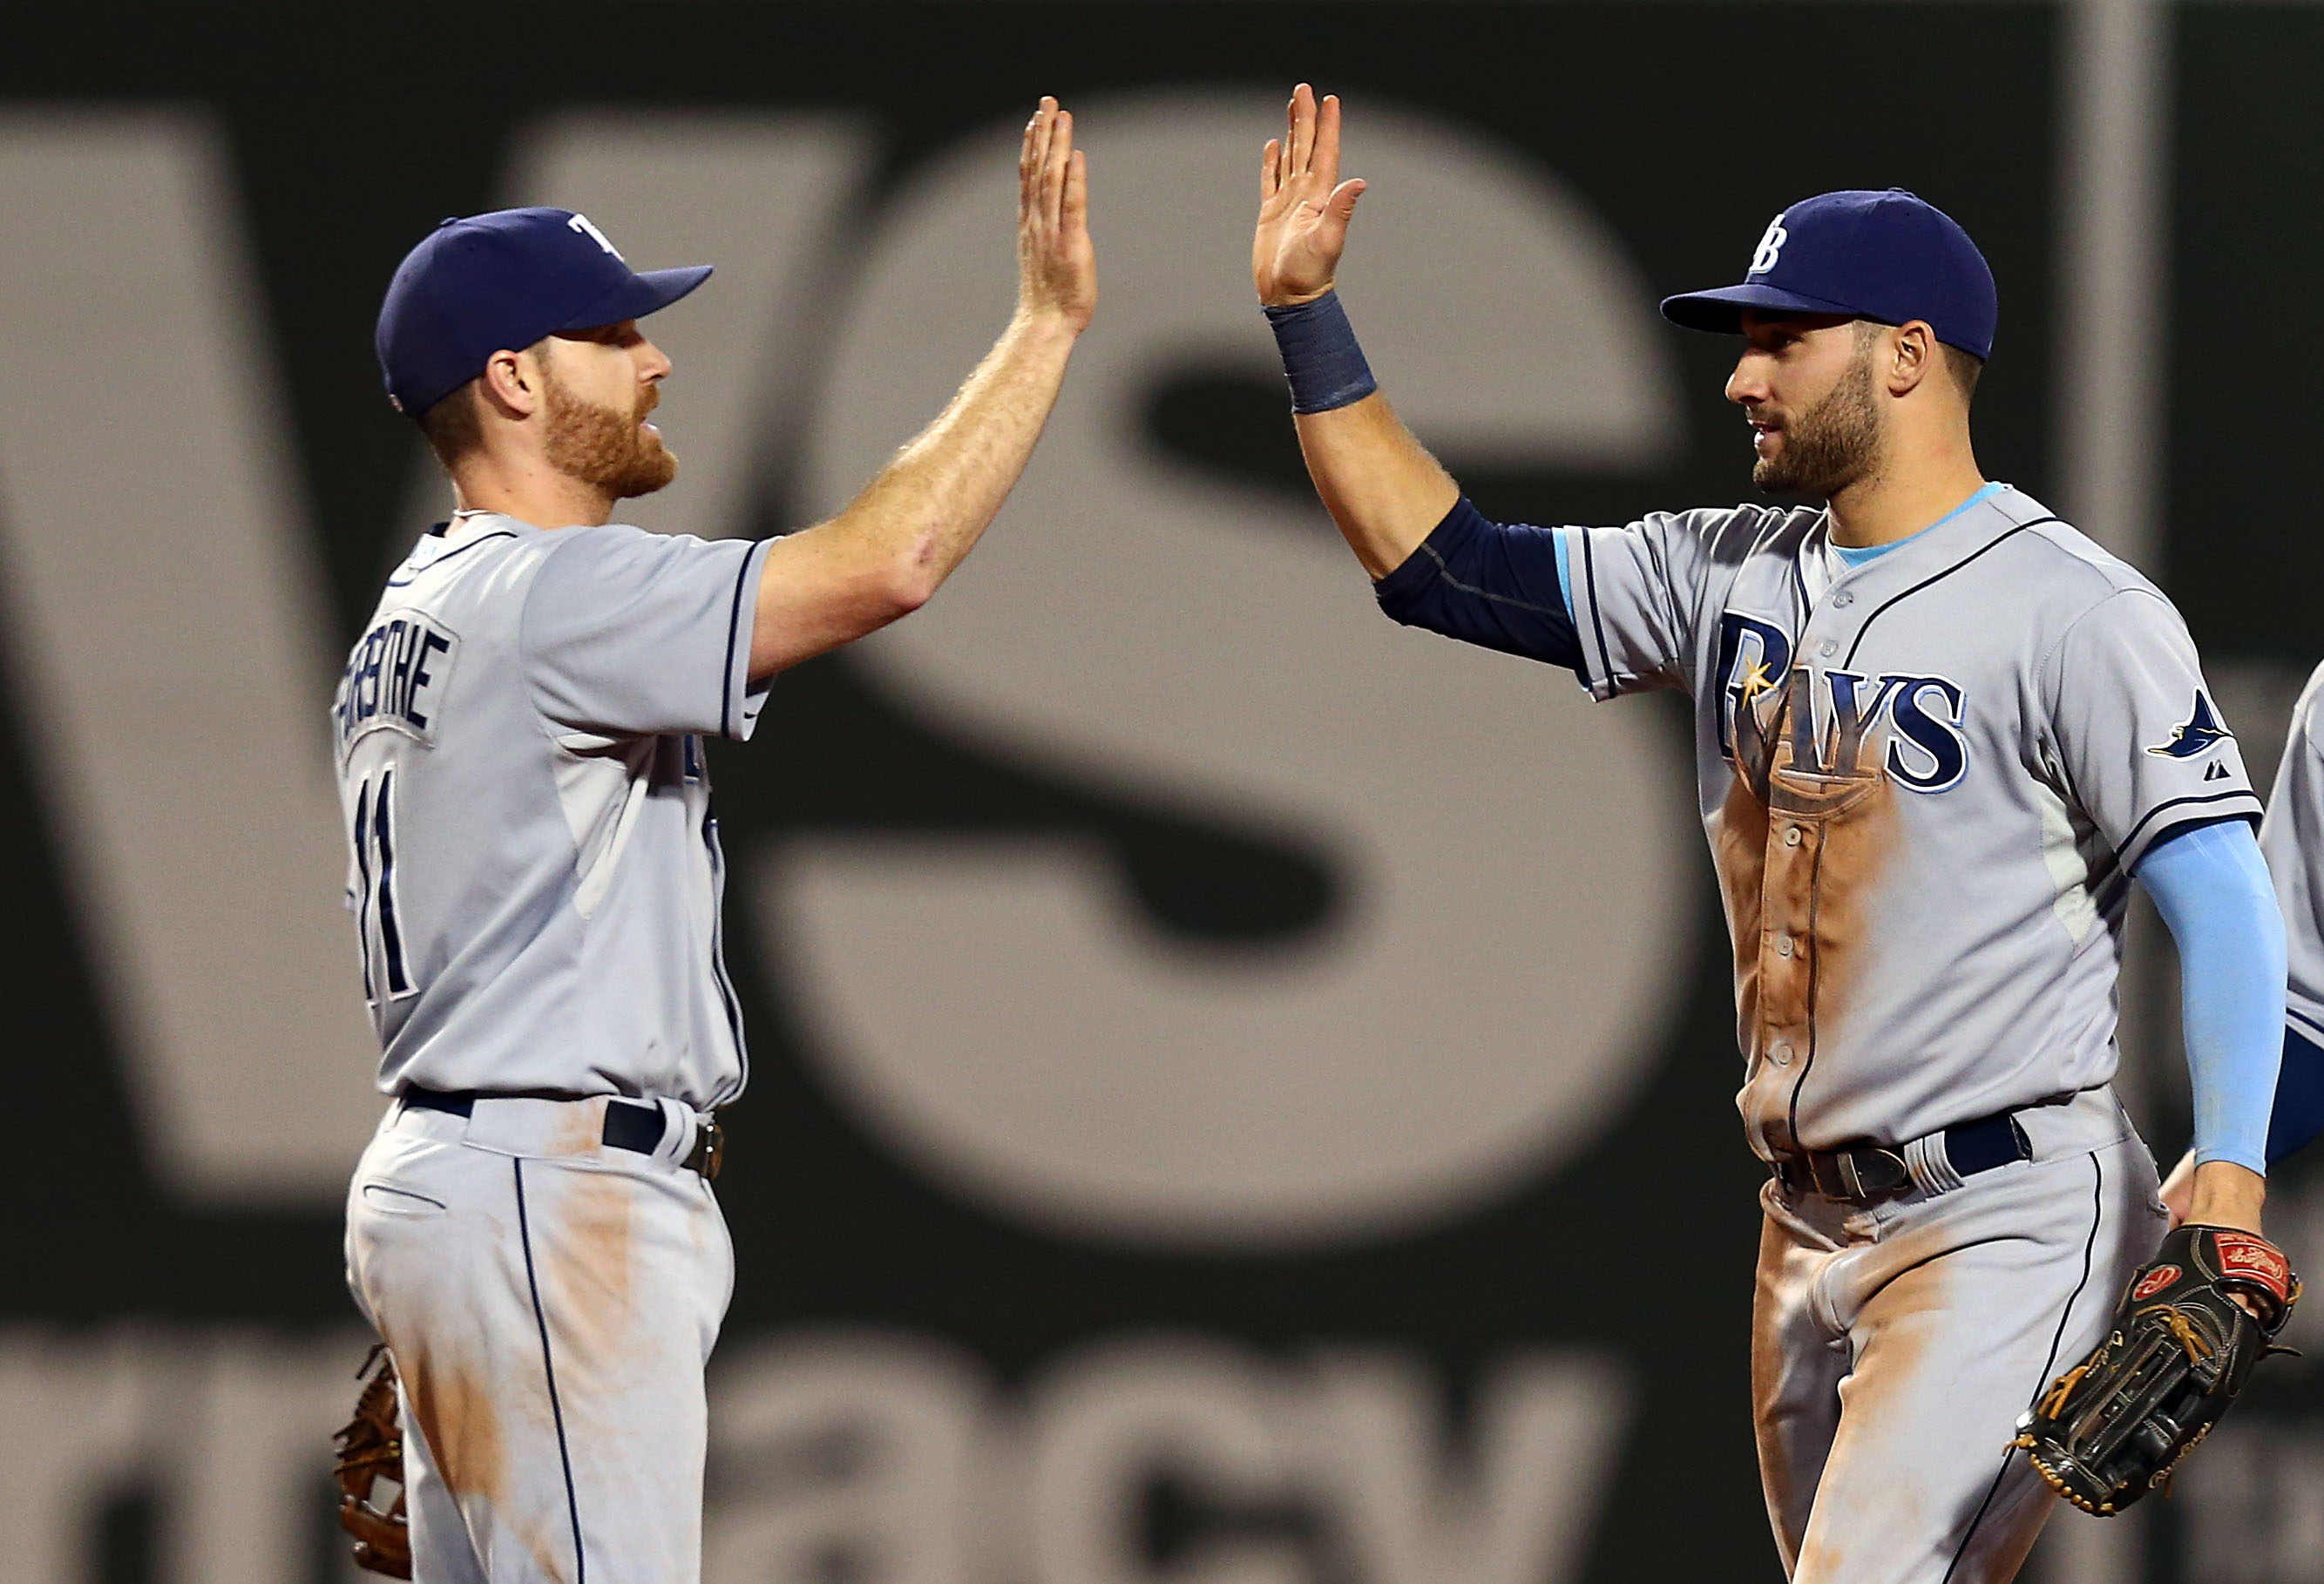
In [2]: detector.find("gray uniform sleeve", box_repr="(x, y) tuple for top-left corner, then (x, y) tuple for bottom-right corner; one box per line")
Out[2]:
(519, 523), (775, 741)
(2261, 662), (2324, 1043)
(1555, 507), (1755, 701)
(2044, 588), (2262, 876)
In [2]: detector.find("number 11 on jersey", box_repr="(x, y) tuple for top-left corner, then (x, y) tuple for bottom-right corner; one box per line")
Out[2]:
(349, 768), (412, 1005)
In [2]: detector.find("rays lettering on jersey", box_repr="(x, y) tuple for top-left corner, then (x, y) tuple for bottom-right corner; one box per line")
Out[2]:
(334, 613), (459, 758)
(1714, 613), (1970, 793)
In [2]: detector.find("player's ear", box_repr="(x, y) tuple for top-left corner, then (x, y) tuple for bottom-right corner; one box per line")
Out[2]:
(1886, 321), (1936, 398)
(478, 347), (545, 420)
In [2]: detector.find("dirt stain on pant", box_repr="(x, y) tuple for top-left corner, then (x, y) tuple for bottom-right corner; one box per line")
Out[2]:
(541, 1165), (640, 1386)
(396, 1343), (508, 1513)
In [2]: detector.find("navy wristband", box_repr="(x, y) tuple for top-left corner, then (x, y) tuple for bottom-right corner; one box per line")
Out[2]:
(1263, 290), (1379, 414)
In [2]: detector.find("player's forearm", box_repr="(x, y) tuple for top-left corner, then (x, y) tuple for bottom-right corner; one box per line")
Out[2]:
(1294, 395), (1461, 579)
(747, 308), (1078, 677)
(850, 306), (1078, 595)
(2138, 820), (2287, 1219)
(1264, 292), (1459, 579)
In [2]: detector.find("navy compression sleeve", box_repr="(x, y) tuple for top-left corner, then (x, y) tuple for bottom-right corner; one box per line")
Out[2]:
(2266, 1026), (2324, 1164)
(2138, 817), (2287, 1174)
(1372, 497), (1583, 671)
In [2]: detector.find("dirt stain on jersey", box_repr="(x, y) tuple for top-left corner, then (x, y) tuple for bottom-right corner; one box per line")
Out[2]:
(1720, 667), (1902, 1154)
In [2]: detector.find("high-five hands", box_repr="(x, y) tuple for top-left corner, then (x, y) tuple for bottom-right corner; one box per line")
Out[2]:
(1254, 84), (1368, 308)
(1019, 97), (1097, 334)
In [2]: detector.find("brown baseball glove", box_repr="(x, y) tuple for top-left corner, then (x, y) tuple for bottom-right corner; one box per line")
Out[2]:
(333, 1344), (413, 1578)
(2015, 1223), (2300, 1515)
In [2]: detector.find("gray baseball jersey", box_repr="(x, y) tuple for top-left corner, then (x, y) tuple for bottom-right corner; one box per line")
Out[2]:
(1557, 483), (2258, 1158)
(332, 510), (772, 1107)
(2260, 660), (2324, 1046)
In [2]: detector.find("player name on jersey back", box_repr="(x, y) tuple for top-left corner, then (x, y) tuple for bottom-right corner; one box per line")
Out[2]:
(335, 613), (459, 758)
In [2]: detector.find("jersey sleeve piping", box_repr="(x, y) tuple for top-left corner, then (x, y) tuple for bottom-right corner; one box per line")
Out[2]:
(2118, 793), (2265, 875)
(721, 538), (776, 741)
(1565, 525), (1624, 699)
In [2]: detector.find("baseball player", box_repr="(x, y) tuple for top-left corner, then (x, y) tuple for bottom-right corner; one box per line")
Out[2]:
(335, 100), (1094, 1582)
(1250, 85), (2288, 1581)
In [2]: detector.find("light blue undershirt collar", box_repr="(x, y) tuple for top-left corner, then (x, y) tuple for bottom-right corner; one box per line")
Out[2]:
(1828, 480), (2006, 568)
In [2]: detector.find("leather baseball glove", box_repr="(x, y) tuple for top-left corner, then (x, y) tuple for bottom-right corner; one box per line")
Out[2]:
(333, 1344), (413, 1578)
(2016, 1223), (2300, 1515)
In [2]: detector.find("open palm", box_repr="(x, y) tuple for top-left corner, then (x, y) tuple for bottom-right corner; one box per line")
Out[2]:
(1253, 84), (1367, 308)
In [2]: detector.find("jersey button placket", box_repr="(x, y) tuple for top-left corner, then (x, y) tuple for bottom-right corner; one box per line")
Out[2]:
(1758, 816), (1819, 1081)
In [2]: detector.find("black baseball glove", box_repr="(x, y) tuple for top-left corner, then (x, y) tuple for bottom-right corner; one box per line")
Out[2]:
(333, 1344), (413, 1578)
(2015, 1223), (2299, 1515)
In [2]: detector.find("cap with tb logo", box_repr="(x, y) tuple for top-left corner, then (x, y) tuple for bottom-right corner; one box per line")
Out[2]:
(375, 206), (712, 418)
(1659, 189), (1996, 362)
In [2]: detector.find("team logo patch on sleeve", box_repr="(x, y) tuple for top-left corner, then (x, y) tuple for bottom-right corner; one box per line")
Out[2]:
(2146, 690), (2233, 759)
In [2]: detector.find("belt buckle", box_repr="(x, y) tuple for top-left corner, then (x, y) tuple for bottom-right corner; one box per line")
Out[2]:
(1837, 1147), (1910, 1201)
(685, 1118), (726, 1181)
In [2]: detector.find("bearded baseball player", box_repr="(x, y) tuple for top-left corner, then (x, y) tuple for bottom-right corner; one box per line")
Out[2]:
(335, 99), (1094, 1582)
(1252, 85), (2295, 1581)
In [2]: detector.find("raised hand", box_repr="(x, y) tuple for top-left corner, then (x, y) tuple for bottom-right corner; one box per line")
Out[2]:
(1254, 84), (1367, 307)
(1019, 97), (1097, 333)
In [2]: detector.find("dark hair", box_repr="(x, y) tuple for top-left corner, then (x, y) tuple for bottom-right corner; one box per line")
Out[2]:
(414, 378), (483, 471)
(1941, 342), (1984, 403)
(412, 336), (567, 471)
(1853, 319), (1983, 404)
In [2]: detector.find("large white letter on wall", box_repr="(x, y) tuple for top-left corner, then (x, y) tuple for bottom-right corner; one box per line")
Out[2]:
(0, 114), (381, 1200)
(769, 90), (1695, 1249)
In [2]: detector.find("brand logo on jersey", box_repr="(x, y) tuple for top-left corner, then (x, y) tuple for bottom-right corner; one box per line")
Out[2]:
(566, 212), (625, 261)
(335, 613), (458, 757)
(2146, 690), (2233, 760)
(1749, 216), (1789, 276)
(1714, 613), (1971, 794)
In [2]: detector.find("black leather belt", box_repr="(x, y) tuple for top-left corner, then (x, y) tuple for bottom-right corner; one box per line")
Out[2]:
(402, 1087), (724, 1181)
(1772, 1110), (2029, 1202)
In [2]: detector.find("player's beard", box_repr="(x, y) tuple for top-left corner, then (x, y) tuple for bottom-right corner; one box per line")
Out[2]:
(541, 371), (678, 500)
(1752, 351), (1883, 499)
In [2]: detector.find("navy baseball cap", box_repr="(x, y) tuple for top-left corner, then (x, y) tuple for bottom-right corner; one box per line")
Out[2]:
(375, 206), (712, 417)
(1659, 189), (1996, 361)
